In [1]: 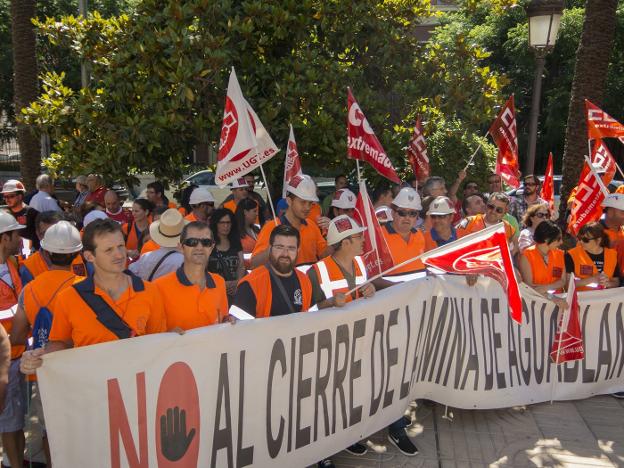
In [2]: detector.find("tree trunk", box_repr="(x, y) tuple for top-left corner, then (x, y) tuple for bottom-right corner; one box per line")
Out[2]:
(10, 0), (40, 191)
(559, 0), (618, 221)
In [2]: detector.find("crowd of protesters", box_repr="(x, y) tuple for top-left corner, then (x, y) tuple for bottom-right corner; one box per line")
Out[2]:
(0, 167), (617, 467)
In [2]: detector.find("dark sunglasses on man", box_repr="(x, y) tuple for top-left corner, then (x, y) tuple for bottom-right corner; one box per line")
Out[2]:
(182, 238), (214, 248)
(486, 203), (505, 214)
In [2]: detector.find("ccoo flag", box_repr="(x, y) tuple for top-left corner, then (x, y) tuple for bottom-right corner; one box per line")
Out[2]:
(550, 274), (584, 364)
(585, 100), (624, 141)
(541, 152), (555, 214)
(488, 95), (521, 188)
(406, 116), (430, 182)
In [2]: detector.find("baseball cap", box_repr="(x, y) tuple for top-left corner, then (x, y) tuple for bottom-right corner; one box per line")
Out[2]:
(326, 215), (366, 245)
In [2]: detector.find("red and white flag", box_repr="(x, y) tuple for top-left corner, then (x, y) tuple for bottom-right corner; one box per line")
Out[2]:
(406, 116), (430, 182)
(550, 274), (584, 364)
(590, 139), (616, 186)
(347, 88), (400, 184)
(568, 159), (607, 236)
(420, 223), (522, 323)
(541, 152), (555, 213)
(282, 124), (303, 197)
(585, 99), (624, 141)
(353, 181), (394, 277)
(488, 95), (521, 188)
(216, 68), (279, 185)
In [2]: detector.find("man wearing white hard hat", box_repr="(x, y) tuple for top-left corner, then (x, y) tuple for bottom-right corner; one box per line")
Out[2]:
(185, 187), (215, 223)
(222, 177), (260, 225)
(423, 196), (457, 251)
(1, 179), (37, 252)
(0, 212), (27, 468)
(11, 221), (83, 466)
(378, 186), (426, 284)
(251, 174), (329, 270)
(329, 188), (357, 218)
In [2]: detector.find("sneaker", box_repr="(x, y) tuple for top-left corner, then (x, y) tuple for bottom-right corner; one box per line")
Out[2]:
(612, 391), (624, 399)
(388, 431), (419, 456)
(345, 442), (368, 456)
(318, 459), (335, 468)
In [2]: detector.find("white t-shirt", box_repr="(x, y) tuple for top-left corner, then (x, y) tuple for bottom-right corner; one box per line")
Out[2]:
(29, 191), (61, 213)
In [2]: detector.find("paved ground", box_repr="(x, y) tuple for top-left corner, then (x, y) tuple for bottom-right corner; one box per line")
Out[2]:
(327, 396), (624, 467)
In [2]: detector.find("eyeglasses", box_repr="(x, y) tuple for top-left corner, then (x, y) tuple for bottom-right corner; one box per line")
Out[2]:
(182, 238), (214, 248)
(396, 209), (419, 218)
(430, 214), (450, 219)
(579, 236), (597, 243)
(486, 203), (505, 214)
(534, 212), (550, 219)
(271, 244), (298, 254)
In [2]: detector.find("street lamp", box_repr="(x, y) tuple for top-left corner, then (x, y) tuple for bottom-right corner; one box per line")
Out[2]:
(525, 0), (564, 176)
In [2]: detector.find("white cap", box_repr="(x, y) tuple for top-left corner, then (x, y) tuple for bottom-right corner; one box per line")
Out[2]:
(230, 177), (249, 189)
(189, 187), (215, 205)
(0, 212), (25, 235)
(331, 189), (356, 209)
(40, 220), (82, 254)
(286, 174), (319, 202)
(326, 215), (366, 245)
(427, 196), (455, 215)
(83, 210), (108, 227)
(375, 206), (393, 223)
(1, 180), (25, 194)
(602, 193), (624, 211)
(392, 187), (422, 210)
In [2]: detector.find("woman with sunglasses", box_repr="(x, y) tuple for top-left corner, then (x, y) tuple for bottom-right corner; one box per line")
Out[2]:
(565, 222), (620, 291)
(235, 198), (261, 270)
(519, 221), (566, 304)
(208, 209), (245, 301)
(518, 203), (550, 252)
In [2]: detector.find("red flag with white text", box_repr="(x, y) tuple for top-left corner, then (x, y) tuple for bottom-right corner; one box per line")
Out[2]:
(347, 88), (400, 183)
(216, 68), (279, 185)
(550, 274), (584, 364)
(568, 160), (606, 236)
(590, 139), (616, 186)
(585, 100), (624, 140)
(282, 124), (303, 197)
(353, 181), (394, 277)
(488, 96), (520, 188)
(420, 223), (522, 323)
(406, 117), (430, 182)
(541, 152), (555, 213)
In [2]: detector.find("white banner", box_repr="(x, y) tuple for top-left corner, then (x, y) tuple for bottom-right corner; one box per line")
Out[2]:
(38, 276), (624, 467)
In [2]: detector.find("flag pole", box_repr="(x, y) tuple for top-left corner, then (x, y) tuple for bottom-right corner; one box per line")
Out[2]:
(358, 180), (384, 280)
(584, 154), (611, 198)
(615, 161), (624, 180)
(463, 143), (482, 173)
(259, 164), (279, 225)
(356, 159), (362, 184)
(549, 274), (573, 404)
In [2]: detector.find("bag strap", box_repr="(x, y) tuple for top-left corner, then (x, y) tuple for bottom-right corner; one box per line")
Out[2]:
(148, 250), (177, 281)
(267, 265), (296, 315)
(29, 276), (74, 310)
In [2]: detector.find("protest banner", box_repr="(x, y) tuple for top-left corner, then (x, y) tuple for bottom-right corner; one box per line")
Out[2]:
(38, 276), (624, 467)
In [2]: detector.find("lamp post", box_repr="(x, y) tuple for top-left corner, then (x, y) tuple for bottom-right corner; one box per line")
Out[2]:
(525, 0), (564, 176)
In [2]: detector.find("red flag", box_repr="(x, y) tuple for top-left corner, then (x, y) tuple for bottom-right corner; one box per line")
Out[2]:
(406, 117), (430, 182)
(568, 160), (606, 236)
(353, 181), (394, 277)
(420, 224), (522, 323)
(216, 68), (279, 185)
(347, 88), (400, 183)
(585, 100), (624, 140)
(488, 96), (521, 189)
(550, 275), (584, 364)
(590, 139), (616, 186)
(541, 152), (555, 213)
(282, 124), (303, 197)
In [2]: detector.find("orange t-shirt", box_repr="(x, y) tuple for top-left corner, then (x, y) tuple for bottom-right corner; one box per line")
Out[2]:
(251, 215), (327, 267)
(456, 214), (516, 240)
(382, 223), (425, 273)
(49, 273), (166, 348)
(155, 268), (228, 330)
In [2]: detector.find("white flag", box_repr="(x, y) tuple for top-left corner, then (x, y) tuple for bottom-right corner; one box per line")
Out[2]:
(282, 124), (303, 197)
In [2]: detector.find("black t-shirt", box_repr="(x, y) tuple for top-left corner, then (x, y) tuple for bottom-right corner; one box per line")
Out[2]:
(208, 247), (240, 282)
(233, 271), (303, 317)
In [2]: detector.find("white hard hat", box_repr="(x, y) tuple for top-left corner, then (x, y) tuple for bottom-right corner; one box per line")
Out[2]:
(427, 196), (455, 216)
(392, 187), (422, 210)
(230, 177), (249, 189)
(331, 189), (356, 209)
(375, 205), (393, 223)
(326, 215), (366, 245)
(286, 174), (319, 202)
(83, 210), (108, 227)
(1, 180), (25, 194)
(40, 220), (82, 254)
(602, 193), (624, 211)
(189, 187), (215, 205)
(0, 212), (25, 235)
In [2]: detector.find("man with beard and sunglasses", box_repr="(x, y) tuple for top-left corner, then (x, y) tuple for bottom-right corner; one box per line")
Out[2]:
(508, 174), (547, 225)
(155, 221), (228, 332)
(231, 225), (312, 318)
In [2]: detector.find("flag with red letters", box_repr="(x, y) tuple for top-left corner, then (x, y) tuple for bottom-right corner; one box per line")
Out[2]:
(282, 124), (303, 197)
(406, 117), (430, 181)
(550, 275), (584, 364)
(488, 96), (520, 188)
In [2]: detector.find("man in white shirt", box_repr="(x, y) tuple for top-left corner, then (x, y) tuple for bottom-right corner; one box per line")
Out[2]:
(28, 175), (61, 213)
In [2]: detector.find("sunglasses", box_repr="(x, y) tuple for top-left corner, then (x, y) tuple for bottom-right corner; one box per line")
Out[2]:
(534, 212), (549, 219)
(579, 236), (597, 243)
(396, 209), (419, 218)
(182, 238), (214, 248)
(486, 203), (505, 214)
(430, 214), (450, 219)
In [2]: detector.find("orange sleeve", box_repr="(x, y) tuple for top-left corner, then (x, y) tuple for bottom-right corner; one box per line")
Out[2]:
(314, 223), (328, 255)
(214, 275), (229, 321)
(251, 222), (275, 257)
(145, 284), (167, 334)
(48, 292), (73, 344)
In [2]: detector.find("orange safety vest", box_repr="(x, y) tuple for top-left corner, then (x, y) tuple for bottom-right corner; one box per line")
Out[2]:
(311, 256), (366, 303)
(238, 265), (312, 318)
(567, 245), (617, 291)
(522, 246), (564, 285)
(241, 234), (256, 270)
(0, 259), (24, 359)
(122, 222), (148, 251)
